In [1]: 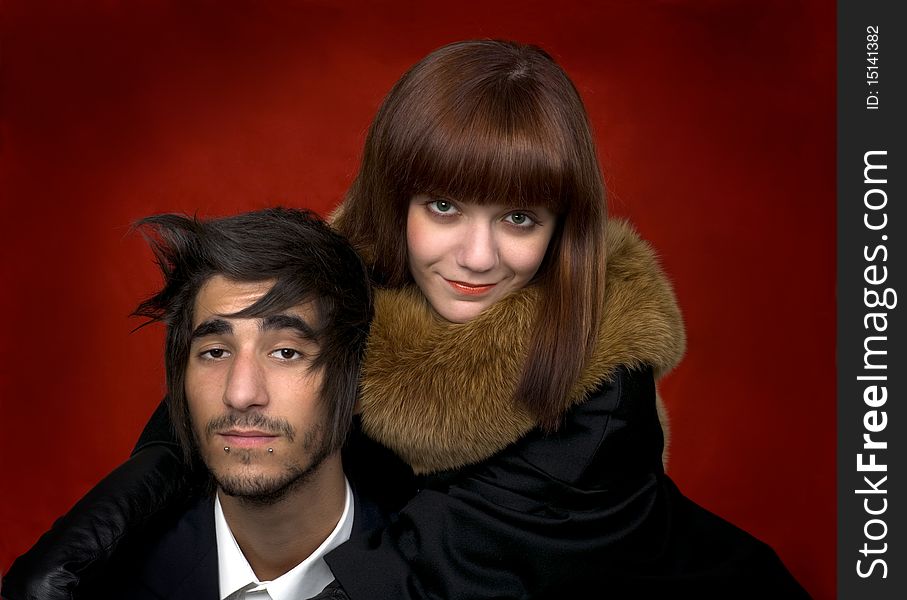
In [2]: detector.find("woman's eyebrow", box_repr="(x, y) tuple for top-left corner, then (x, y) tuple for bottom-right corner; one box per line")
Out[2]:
(260, 313), (316, 339)
(190, 318), (232, 340)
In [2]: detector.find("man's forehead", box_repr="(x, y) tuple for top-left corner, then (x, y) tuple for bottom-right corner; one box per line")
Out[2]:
(191, 275), (317, 328)
(192, 275), (274, 326)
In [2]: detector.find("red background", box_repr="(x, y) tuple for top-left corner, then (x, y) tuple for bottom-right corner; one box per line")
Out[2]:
(0, 1), (835, 597)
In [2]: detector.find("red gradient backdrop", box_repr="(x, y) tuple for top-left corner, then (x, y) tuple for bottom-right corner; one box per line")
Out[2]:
(0, 1), (835, 598)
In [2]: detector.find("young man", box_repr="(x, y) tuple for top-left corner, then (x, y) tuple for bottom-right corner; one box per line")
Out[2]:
(40, 208), (374, 599)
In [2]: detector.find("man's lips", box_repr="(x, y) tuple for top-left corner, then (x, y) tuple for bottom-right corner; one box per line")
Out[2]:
(445, 279), (497, 296)
(217, 430), (279, 448)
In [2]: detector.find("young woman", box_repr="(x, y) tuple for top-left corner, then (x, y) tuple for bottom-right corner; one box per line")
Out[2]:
(4, 40), (805, 598)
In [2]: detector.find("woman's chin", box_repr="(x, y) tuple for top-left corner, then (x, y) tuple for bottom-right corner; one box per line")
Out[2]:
(431, 297), (494, 324)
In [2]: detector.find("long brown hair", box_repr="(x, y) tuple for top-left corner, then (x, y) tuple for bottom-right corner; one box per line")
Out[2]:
(334, 40), (607, 430)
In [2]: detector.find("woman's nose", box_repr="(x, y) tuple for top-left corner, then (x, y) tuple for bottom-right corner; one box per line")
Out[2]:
(223, 353), (268, 410)
(457, 221), (498, 273)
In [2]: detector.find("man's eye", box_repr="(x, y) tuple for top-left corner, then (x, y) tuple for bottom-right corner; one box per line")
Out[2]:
(200, 348), (229, 360)
(270, 348), (302, 360)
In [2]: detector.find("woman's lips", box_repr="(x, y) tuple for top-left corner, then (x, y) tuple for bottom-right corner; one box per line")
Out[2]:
(445, 279), (497, 296)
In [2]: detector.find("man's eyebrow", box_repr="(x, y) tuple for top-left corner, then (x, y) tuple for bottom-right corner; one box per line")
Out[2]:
(191, 318), (232, 341)
(261, 314), (317, 339)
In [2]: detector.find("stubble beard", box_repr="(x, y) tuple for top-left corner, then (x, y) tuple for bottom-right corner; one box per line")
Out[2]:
(201, 416), (333, 507)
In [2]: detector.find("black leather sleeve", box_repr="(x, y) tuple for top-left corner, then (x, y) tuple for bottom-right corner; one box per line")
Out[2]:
(2, 400), (191, 600)
(132, 397), (181, 454)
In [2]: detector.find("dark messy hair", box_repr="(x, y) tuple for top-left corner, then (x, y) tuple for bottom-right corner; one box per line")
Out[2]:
(333, 40), (607, 430)
(133, 207), (373, 463)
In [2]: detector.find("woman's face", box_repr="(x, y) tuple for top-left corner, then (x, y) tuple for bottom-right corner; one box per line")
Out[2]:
(406, 194), (557, 323)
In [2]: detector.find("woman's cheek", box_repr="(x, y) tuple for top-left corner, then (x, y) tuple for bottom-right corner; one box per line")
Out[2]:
(503, 234), (551, 280)
(407, 213), (450, 267)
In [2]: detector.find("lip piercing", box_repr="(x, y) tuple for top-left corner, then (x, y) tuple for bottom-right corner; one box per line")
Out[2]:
(224, 446), (271, 453)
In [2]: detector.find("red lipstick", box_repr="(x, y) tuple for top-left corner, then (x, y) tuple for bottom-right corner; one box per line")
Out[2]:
(445, 279), (496, 296)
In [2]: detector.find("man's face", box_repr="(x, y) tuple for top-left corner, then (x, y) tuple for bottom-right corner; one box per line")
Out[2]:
(185, 275), (331, 503)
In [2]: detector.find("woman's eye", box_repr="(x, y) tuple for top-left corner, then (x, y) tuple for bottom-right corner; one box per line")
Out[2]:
(428, 200), (457, 215)
(270, 348), (302, 360)
(504, 212), (535, 227)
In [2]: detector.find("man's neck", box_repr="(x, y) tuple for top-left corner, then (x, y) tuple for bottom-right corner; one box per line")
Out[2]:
(217, 455), (347, 581)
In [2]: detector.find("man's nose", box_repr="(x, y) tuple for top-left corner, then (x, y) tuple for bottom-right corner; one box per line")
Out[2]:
(223, 352), (268, 410)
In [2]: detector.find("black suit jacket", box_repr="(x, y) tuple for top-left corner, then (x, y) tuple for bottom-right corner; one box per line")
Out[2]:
(80, 486), (386, 600)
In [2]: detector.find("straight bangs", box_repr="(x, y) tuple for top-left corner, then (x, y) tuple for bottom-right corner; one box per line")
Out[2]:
(399, 98), (576, 215)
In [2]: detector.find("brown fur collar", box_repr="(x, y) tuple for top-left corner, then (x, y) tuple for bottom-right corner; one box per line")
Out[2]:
(357, 219), (685, 474)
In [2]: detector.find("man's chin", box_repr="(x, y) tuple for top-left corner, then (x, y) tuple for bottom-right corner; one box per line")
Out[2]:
(204, 425), (333, 506)
(212, 449), (330, 506)
(216, 469), (307, 506)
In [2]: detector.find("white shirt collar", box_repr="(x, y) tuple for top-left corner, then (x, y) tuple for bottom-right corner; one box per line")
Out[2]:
(214, 478), (354, 600)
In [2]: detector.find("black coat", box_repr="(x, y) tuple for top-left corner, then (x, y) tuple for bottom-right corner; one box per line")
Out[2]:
(330, 366), (809, 599)
(46, 483), (387, 600)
